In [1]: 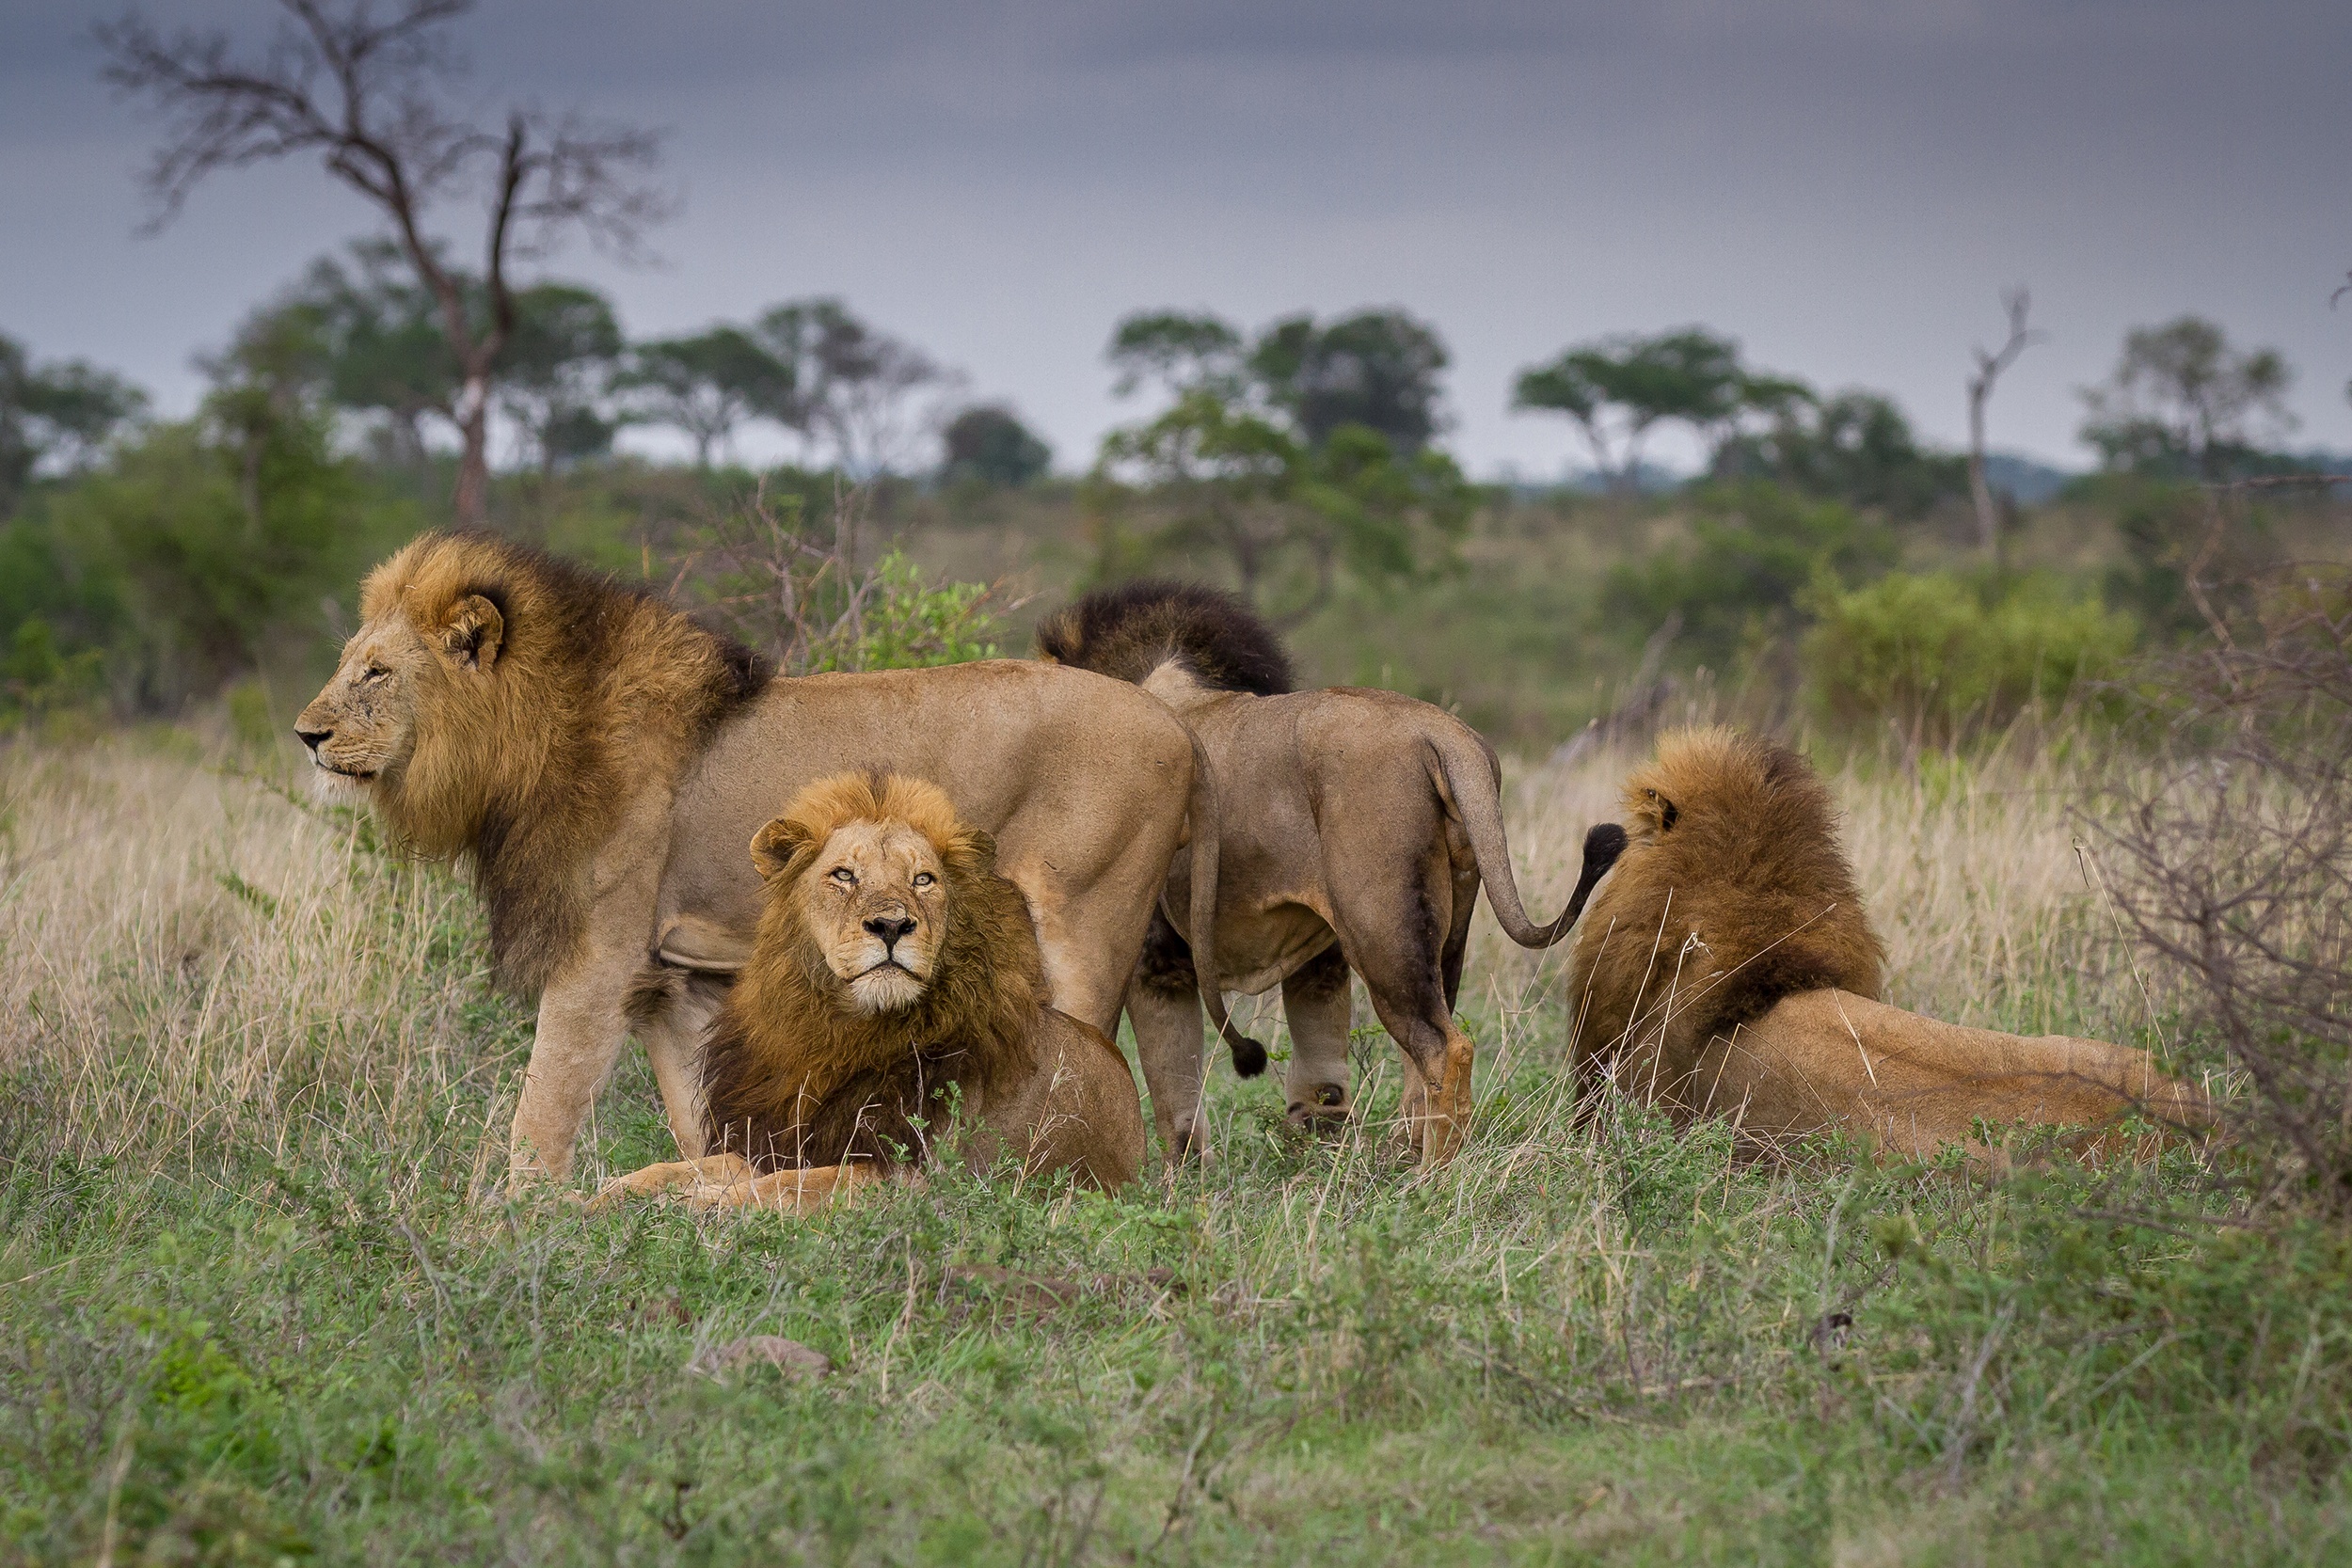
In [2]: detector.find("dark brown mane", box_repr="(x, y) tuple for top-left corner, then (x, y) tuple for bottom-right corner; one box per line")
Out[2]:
(360, 531), (766, 993)
(1034, 579), (1295, 695)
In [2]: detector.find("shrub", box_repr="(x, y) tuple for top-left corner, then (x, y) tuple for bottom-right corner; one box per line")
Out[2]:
(1607, 481), (1897, 666)
(0, 617), (104, 730)
(2101, 567), (2352, 1217)
(673, 479), (1008, 675)
(1803, 570), (2138, 741)
(0, 418), (421, 712)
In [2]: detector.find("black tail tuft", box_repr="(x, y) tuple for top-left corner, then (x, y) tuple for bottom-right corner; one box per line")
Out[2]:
(1551, 822), (1629, 935)
(1229, 1036), (1269, 1078)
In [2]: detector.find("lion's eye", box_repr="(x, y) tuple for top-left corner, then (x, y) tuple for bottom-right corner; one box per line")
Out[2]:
(361, 665), (389, 683)
(829, 867), (857, 885)
(912, 872), (935, 888)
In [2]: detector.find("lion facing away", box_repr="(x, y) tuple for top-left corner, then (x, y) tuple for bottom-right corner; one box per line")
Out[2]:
(1566, 727), (2207, 1164)
(1037, 580), (1619, 1165)
(294, 532), (1246, 1184)
(594, 772), (1144, 1212)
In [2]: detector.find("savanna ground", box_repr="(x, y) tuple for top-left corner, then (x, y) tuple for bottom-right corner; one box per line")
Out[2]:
(5, 714), (2348, 1568)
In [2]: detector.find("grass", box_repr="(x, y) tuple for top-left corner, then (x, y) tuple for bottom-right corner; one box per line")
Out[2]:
(2, 727), (2348, 1564)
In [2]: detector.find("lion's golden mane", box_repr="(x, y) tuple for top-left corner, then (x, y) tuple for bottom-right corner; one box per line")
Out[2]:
(701, 772), (1045, 1172)
(354, 533), (762, 990)
(1569, 725), (1887, 1091)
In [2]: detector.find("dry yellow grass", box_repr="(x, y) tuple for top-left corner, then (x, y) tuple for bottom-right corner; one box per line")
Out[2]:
(0, 735), (514, 1185)
(2, 721), (2171, 1180)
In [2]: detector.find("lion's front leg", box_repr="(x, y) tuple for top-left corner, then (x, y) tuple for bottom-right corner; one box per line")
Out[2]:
(587, 1152), (755, 1212)
(684, 1161), (901, 1215)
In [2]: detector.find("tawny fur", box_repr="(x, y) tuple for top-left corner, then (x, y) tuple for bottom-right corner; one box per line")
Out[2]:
(346, 532), (760, 990)
(1568, 726), (1885, 1094)
(701, 773), (1045, 1171)
(1036, 580), (1611, 1166)
(1567, 726), (2207, 1163)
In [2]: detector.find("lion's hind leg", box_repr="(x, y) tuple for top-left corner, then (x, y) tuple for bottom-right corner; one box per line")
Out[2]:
(587, 1152), (755, 1212)
(1281, 943), (1354, 1134)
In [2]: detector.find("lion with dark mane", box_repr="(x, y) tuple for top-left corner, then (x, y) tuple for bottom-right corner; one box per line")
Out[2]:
(295, 533), (1247, 1184)
(1565, 726), (2207, 1164)
(1036, 580), (1618, 1164)
(594, 772), (1142, 1211)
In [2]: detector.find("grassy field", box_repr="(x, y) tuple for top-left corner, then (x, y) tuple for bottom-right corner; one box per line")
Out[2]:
(3, 726), (2348, 1565)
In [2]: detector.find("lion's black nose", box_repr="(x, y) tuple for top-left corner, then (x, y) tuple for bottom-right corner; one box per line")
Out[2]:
(864, 913), (916, 947)
(295, 727), (331, 754)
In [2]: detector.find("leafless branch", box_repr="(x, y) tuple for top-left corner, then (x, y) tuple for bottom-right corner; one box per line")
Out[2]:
(2094, 564), (2352, 1217)
(94, 0), (669, 524)
(1965, 287), (2045, 557)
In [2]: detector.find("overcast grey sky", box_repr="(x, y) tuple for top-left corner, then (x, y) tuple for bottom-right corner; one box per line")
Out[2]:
(5, 1), (2350, 477)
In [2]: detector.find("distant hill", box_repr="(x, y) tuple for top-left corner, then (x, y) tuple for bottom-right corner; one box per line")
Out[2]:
(1981, 452), (2079, 505)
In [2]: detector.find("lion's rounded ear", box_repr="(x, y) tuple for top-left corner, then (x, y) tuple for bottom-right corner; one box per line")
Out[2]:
(439, 594), (504, 672)
(749, 817), (814, 879)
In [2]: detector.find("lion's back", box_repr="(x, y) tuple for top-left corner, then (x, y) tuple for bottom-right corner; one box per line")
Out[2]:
(658, 659), (1197, 959)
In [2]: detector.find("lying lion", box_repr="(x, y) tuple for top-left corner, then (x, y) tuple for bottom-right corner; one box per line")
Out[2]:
(594, 771), (1144, 1212)
(1565, 727), (2207, 1164)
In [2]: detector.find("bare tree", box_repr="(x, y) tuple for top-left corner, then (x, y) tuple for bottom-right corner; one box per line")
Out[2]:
(97, 0), (668, 526)
(1965, 288), (2042, 557)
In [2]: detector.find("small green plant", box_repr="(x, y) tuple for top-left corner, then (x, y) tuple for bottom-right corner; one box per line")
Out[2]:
(0, 616), (103, 730)
(809, 549), (1002, 673)
(1803, 569), (2138, 741)
(675, 481), (1009, 676)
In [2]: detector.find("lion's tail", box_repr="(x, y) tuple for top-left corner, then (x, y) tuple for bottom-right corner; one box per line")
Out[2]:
(1429, 724), (1627, 950)
(1184, 729), (1267, 1078)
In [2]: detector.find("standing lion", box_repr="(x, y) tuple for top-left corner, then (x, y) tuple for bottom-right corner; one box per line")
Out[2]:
(1565, 726), (2207, 1164)
(1036, 581), (1618, 1164)
(294, 534), (1248, 1184)
(594, 772), (1143, 1212)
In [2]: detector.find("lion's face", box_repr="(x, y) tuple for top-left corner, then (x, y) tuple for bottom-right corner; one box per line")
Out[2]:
(293, 593), (504, 804)
(757, 816), (954, 1015)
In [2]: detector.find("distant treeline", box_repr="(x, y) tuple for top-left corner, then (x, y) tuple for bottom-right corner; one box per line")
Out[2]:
(3, 258), (2345, 740)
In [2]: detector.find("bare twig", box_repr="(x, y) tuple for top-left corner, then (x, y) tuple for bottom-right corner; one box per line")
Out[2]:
(96, 0), (669, 523)
(1966, 288), (2044, 558)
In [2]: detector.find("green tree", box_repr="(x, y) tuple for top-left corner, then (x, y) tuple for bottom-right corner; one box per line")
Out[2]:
(1717, 390), (1965, 516)
(2079, 316), (2295, 478)
(1608, 483), (1898, 666)
(1513, 327), (1759, 490)
(617, 328), (795, 468)
(0, 333), (148, 516)
(756, 298), (948, 475)
(1248, 309), (1450, 451)
(940, 404), (1052, 487)
(1095, 388), (1471, 619)
(1105, 311), (1248, 400)
(499, 284), (627, 473)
